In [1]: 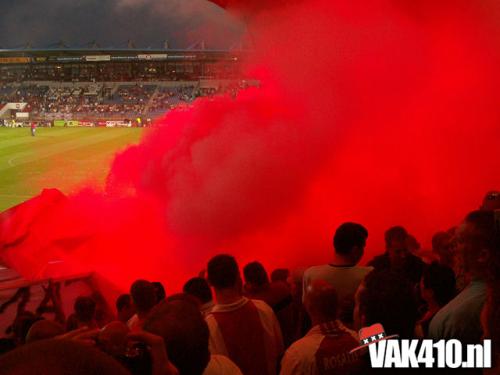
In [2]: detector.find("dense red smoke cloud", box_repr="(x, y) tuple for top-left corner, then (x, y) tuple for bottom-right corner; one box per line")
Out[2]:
(104, 0), (500, 285)
(3, 0), (500, 293)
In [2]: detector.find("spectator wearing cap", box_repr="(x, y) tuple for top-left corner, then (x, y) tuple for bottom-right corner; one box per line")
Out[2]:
(303, 222), (372, 325)
(205, 254), (284, 375)
(280, 280), (362, 375)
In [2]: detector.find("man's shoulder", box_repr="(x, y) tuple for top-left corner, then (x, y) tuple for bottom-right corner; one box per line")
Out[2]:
(305, 264), (372, 274)
(204, 355), (243, 375)
(367, 253), (389, 268)
(305, 264), (373, 283)
(349, 265), (374, 275)
(251, 298), (275, 314)
(408, 253), (426, 267)
(304, 264), (330, 276)
(284, 333), (323, 360)
(429, 282), (487, 333)
(446, 281), (487, 311)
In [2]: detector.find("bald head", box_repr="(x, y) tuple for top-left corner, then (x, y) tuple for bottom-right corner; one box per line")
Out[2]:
(26, 320), (64, 344)
(304, 280), (338, 325)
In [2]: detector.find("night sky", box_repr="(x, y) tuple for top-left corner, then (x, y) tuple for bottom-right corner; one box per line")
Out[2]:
(0, 0), (245, 49)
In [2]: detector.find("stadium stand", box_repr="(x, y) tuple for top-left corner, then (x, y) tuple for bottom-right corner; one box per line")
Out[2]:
(0, 48), (256, 126)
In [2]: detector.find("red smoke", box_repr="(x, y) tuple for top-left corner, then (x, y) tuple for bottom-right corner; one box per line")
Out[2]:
(3, 0), (500, 293)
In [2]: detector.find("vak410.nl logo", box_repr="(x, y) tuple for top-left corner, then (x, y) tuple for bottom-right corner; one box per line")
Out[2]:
(351, 324), (492, 369)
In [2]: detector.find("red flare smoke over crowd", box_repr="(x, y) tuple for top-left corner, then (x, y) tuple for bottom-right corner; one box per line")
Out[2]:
(2, 0), (500, 294)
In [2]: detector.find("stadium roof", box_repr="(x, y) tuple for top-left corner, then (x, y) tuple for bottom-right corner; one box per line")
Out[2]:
(0, 45), (249, 65)
(0, 47), (237, 55)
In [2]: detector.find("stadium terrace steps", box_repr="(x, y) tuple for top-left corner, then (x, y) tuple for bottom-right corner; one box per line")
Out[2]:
(143, 85), (161, 114)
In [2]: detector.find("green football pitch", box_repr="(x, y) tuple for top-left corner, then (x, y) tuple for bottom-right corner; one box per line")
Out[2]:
(0, 127), (144, 212)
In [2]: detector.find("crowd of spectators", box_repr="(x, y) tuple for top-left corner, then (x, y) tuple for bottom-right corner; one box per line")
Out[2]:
(0, 191), (498, 374)
(148, 86), (194, 114)
(0, 82), (250, 122)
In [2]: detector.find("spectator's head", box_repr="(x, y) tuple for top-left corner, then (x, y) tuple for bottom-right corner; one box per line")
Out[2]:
(0, 339), (130, 375)
(457, 210), (500, 277)
(304, 280), (338, 326)
(385, 226), (410, 267)
(481, 191), (500, 211)
(144, 299), (210, 375)
(130, 280), (157, 315)
(432, 231), (454, 267)
(74, 296), (97, 323)
(207, 254), (242, 292)
(406, 234), (420, 254)
(270, 268), (290, 283)
(25, 320), (64, 344)
(243, 261), (269, 290)
(183, 277), (213, 305)
(333, 222), (368, 263)
(152, 282), (166, 304)
(115, 294), (135, 323)
(420, 262), (456, 308)
(355, 271), (417, 338)
(97, 321), (130, 358)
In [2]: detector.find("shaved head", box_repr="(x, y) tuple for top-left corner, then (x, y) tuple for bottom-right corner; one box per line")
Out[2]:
(26, 320), (64, 344)
(304, 280), (338, 324)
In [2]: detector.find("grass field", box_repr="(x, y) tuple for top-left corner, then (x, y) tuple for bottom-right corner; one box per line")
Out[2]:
(0, 127), (144, 212)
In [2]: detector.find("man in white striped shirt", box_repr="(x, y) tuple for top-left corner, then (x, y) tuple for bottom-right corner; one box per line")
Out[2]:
(205, 254), (284, 375)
